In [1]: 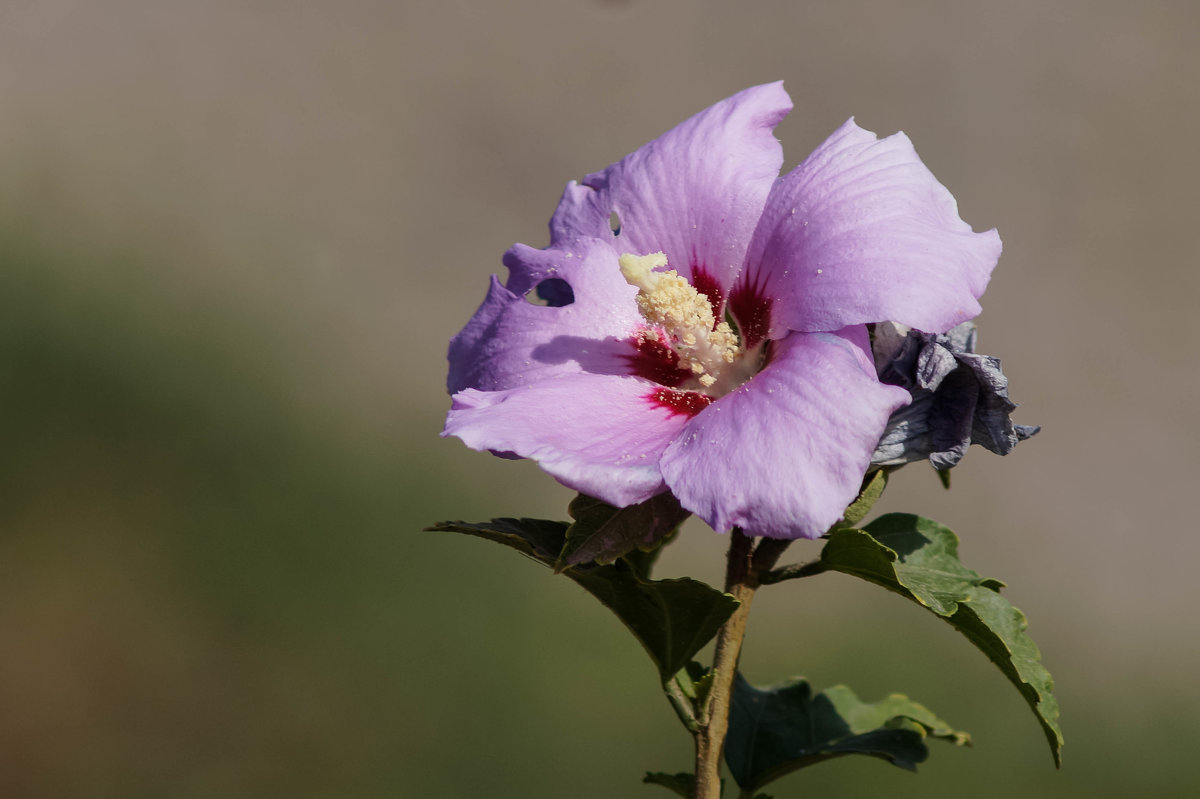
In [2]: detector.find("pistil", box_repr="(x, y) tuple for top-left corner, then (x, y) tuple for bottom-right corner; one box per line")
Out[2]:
(619, 252), (740, 390)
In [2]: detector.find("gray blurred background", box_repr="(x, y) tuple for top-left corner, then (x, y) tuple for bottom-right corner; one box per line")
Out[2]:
(0, 1), (1195, 796)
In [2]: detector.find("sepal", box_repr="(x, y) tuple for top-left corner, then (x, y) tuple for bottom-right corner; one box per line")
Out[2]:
(838, 469), (889, 528)
(556, 491), (690, 570)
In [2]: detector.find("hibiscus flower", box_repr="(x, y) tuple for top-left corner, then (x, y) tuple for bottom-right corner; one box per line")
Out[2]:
(443, 82), (1000, 539)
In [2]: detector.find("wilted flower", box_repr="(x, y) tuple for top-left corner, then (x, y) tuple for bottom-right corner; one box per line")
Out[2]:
(871, 321), (1039, 470)
(444, 82), (1001, 539)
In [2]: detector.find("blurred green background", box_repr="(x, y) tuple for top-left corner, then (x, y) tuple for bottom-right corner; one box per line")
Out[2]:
(1, 1), (1196, 796)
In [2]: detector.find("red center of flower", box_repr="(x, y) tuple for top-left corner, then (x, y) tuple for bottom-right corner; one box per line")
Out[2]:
(689, 266), (725, 315)
(728, 277), (771, 350)
(625, 329), (694, 387)
(648, 387), (714, 417)
(619, 252), (773, 400)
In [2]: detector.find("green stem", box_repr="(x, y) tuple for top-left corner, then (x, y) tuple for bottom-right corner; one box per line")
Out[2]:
(692, 531), (789, 799)
(666, 674), (700, 733)
(757, 559), (826, 585)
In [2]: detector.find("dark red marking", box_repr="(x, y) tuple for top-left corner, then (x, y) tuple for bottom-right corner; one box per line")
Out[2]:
(729, 276), (772, 350)
(649, 387), (714, 417)
(624, 329), (692, 387)
(689, 265), (725, 319)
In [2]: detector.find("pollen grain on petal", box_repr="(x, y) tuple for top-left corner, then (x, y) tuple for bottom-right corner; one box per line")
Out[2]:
(647, 387), (714, 417)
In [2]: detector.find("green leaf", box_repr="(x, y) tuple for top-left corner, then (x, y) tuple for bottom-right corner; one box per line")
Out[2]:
(840, 469), (889, 527)
(642, 772), (695, 797)
(726, 673), (968, 792)
(557, 492), (690, 570)
(568, 563), (739, 682)
(426, 518), (568, 566)
(621, 543), (664, 580)
(815, 513), (1063, 766)
(428, 517), (738, 683)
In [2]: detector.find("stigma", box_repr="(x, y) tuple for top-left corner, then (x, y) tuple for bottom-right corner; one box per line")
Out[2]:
(619, 252), (740, 390)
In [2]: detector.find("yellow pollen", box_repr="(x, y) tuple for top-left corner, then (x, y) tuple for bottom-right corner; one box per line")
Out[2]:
(619, 251), (740, 388)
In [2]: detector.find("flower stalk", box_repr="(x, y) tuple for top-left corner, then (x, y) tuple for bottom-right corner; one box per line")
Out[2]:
(693, 531), (791, 799)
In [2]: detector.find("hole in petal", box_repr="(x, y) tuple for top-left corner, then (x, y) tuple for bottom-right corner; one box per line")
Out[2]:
(524, 278), (575, 307)
(609, 210), (622, 236)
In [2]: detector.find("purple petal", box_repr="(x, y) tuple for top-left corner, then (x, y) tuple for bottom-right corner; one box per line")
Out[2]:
(659, 327), (910, 539)
(448, 238), (651, 394)
(740, 119), (1001, 337)
(549, 82), (792, 305)
(444, 374), (709, 507)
